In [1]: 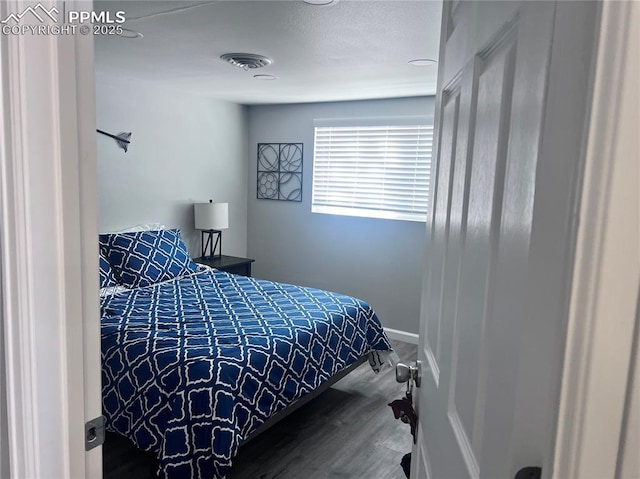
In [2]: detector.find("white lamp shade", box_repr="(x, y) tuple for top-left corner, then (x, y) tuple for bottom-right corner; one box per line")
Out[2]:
(194, 202), (229, 230)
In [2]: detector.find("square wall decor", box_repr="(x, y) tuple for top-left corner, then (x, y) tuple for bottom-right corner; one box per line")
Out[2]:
(257, 143), (303, 202)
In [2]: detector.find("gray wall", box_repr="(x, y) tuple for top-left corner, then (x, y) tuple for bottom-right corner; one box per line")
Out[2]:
(247, 97), (434, 334)
(96, 74), (249, 257)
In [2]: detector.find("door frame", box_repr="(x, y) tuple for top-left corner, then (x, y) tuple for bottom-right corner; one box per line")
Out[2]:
(552, 1), (639, 477)
(0, 0), (637, 477)
(0, 0), (101, 477)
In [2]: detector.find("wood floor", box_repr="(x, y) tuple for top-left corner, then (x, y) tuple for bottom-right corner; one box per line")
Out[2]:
(103, 340), (417, 479)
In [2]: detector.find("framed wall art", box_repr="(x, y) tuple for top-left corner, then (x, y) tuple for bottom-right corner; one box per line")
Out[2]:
(257, 143), (303, 202)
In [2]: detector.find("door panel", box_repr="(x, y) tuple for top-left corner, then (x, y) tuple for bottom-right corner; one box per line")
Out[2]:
(425, 88), (460, 383)
(450, 38), (516, 457)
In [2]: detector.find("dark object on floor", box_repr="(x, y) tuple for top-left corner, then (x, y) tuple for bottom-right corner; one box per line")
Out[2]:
(401, 453), (411, 478)
(388, 392), (418, 443)
(514, 466), (542, 479)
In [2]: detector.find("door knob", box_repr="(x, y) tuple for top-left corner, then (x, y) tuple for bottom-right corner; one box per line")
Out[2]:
(395, 361), (422, 387)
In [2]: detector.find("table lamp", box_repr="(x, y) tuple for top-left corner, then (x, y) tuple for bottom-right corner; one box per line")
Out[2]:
(194, 200), (229, 259)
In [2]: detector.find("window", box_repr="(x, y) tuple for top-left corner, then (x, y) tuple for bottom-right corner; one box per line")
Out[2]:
(311, 119), (433, 222)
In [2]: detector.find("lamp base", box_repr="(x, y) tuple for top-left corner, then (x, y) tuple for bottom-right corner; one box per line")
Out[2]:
(201, 229), (222, 259)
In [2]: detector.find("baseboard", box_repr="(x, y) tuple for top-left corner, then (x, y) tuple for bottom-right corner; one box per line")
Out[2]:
(384, 327), (419, 345)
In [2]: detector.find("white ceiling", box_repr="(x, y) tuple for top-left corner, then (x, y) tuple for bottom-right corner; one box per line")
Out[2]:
(94, 1), (442, 105)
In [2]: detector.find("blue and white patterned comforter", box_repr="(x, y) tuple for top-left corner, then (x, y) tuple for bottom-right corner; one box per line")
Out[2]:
(100, 268), (392, 478)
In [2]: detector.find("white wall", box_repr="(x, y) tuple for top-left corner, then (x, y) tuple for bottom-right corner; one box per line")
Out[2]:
(95, 74), (249, 257)
(247, 97), (434, 335)
(619, 300), (639, 478)
(0, 254), (8, 478)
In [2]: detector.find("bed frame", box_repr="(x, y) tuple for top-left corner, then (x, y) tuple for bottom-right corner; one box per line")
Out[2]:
(242, 355), (368, 444)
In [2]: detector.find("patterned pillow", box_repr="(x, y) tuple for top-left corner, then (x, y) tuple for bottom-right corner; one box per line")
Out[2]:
(99, 229), (198, 288)
(99, 252), (117, 289)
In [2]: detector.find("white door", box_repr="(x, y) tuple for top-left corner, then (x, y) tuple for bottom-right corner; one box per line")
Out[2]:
(412, 1), (599, 478)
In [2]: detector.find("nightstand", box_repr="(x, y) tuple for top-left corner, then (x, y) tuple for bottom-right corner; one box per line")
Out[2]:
(194, 255), (255, 277)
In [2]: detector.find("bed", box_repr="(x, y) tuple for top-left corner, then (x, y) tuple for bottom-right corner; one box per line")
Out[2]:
(98, 228), (394, 479)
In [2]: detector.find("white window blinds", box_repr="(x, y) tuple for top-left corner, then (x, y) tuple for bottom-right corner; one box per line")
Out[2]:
(311, 123), (433, 222)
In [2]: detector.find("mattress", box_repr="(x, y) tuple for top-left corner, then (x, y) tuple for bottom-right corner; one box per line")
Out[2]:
(100, 268), (392, 478)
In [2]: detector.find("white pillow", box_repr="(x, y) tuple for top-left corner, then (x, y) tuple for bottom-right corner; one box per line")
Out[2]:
(105, 223), (166, 234)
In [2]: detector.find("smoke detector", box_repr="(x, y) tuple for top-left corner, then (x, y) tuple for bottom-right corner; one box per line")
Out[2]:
(220, 53), (273, 71)
(408, 58), (437, 67)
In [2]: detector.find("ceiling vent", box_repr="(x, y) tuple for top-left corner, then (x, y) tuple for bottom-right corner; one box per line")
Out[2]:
(220, 53), (273, 71)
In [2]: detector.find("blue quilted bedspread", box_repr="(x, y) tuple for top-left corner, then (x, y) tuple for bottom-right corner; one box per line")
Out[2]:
(100, 268), (392, 478)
